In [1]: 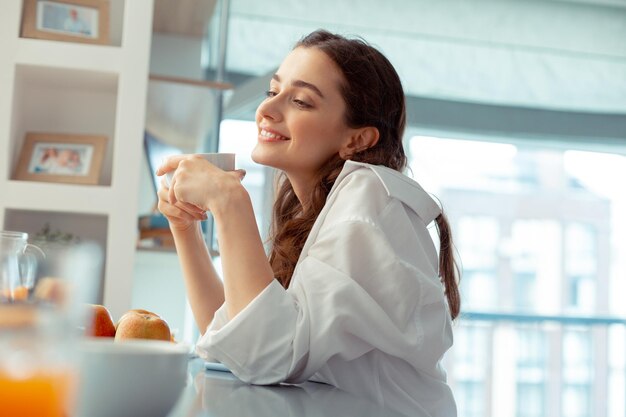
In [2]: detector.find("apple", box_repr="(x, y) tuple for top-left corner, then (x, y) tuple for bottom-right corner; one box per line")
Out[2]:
(85, 304), (116, 337)
(114, 309), (171, 342)
(121, 308), (158, 317)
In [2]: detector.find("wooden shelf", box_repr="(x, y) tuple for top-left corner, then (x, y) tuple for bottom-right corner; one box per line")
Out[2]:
(149, 73), (233, 90)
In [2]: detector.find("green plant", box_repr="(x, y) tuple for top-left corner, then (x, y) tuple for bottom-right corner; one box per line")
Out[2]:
(32, 223), (80, 246)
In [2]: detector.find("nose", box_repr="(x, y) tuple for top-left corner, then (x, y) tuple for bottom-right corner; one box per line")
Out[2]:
(256, 95), (283, 123)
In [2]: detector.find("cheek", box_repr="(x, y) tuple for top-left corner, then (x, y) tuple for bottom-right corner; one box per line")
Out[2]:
(301, 124), (345, 154)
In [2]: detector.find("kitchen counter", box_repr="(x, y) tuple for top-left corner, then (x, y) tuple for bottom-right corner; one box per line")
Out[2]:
(167, 359), (414, 417)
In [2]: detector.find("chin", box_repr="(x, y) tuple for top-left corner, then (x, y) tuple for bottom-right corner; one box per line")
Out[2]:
(251, 146), (280, 170)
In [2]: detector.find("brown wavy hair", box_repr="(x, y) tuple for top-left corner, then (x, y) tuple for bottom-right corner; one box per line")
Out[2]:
(267, 30), (461, 319)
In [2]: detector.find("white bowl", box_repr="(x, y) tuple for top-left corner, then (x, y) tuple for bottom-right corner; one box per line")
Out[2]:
(75, 338), (189, 417)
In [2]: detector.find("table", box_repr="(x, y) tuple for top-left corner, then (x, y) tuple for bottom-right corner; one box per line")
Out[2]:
(167, 359), (414, 417)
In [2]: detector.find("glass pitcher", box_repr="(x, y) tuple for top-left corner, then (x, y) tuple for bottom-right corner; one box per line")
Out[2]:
(0, 231), (45, 302)
(0, 241), (102, 417)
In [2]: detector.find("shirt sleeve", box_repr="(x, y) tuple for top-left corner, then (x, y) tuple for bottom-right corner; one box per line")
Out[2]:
(195, 219), (435, 385)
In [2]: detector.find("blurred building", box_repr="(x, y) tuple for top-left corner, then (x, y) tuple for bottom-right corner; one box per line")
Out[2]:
(409, 139), (623, 417)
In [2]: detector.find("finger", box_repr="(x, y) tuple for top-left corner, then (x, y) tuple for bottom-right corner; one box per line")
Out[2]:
(168, 176), (178, 205)
(159, 176), (169, 191)
(174, 204), (207, 221)
(157, 188), (169, 204)
(157, 192), (180, 214)
(156, 154), (190, 176)
(174, 201), (206, 220)
(161, 202), (206, 221)
(178, 201), (206, 214)
(157, 196), (206, 220)
(157, 180), (171, 203)
(230, 169), (247, 181)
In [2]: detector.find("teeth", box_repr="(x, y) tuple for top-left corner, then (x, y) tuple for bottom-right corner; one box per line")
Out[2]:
(261, 129), (288, 140)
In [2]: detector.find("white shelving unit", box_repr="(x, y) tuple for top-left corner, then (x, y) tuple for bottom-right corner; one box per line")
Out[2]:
(0, 0), (154, 319)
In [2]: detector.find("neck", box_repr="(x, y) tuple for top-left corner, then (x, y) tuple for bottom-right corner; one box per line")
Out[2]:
(284, 157), (347, 210)
(285, 172), (316, 209)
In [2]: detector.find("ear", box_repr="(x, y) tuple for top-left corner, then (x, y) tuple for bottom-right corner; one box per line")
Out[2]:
(339, 126), (380, 160)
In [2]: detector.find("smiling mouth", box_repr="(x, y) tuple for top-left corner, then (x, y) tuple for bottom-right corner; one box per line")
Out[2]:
(260, 129), (290, 141)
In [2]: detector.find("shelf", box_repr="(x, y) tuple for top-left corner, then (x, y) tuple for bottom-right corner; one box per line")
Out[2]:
(15, 62), (118, 93)
(0, 0), (154, 319)
(3, 208), (108, 303)
(5, 180), (114, 214)
(16, 38), (123, 74)
(149, 74), (233, 90)
(136, 245), (177, 253)
(10, 64), (118, 185)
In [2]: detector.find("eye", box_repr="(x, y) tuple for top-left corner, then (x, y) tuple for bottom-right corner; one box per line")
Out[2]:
(293, 98), (312, 109)
(265, 90), (278, 98)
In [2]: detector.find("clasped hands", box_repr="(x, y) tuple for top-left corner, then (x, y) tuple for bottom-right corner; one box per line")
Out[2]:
(156, 155), (246, 229)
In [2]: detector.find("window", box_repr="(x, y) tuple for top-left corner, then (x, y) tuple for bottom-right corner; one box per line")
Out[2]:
(456, 380), (485, 417)
(510, 219), (561, 313)
(516, 329), (547, 417)
(457, 216), (499, 310)
(517, 382), (545, 417)
(453, 325), (490, 417)
(215, 124), (626, 417)
(562, 329), (593, 417)
(514, 271), (537, 311)
(564, 223), (597, 313)
(410, 135), (626, 417)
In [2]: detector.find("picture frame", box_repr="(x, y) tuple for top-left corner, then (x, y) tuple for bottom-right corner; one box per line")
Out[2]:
(21, 0), (110, 45)
(14, 133), (107, 185)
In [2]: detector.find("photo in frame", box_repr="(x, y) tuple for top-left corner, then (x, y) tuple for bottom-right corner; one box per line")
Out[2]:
(14, 133), (107, 185)
(21, 0), (110, 45)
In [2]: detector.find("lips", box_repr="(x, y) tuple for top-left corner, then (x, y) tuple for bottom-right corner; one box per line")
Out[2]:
(259, 128), (290, 141)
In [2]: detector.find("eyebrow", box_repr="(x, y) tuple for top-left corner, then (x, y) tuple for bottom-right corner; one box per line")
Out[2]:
(272, 74), (325, 99)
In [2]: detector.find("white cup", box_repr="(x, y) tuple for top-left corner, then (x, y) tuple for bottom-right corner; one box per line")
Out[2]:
(165, 153), (235, 187)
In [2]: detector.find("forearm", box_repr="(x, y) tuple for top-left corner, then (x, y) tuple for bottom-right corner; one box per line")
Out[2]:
(171, 222), (225, 333)
(212, 187), (275, 320)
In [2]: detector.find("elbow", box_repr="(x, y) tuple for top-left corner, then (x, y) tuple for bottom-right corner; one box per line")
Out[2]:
(231, 365), (291, 385)
(230, 347), (306, 385)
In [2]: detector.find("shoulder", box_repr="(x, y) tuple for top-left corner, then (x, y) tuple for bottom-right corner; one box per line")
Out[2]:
(324, 161), (441, 225)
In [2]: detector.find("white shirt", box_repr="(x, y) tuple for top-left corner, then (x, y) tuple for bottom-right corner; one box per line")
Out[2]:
(196, 161), (457, 417)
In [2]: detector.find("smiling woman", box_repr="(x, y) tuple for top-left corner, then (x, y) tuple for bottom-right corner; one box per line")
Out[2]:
(156, 29), (460, 417)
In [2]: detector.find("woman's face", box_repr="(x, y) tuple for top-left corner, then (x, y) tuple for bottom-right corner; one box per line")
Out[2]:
(253, 47), (353, 183)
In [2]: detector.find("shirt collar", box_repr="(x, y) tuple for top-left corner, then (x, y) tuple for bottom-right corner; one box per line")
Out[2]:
(333, 161), (442, 224)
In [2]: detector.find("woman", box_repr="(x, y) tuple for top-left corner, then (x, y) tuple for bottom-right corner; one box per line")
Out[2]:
(157, 30), (460, 417)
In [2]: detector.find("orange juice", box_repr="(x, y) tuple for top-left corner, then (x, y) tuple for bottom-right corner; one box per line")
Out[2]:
(0, 370), (76, 417)
(12, 285), (29, 301)
(0, 285), (29, 301)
